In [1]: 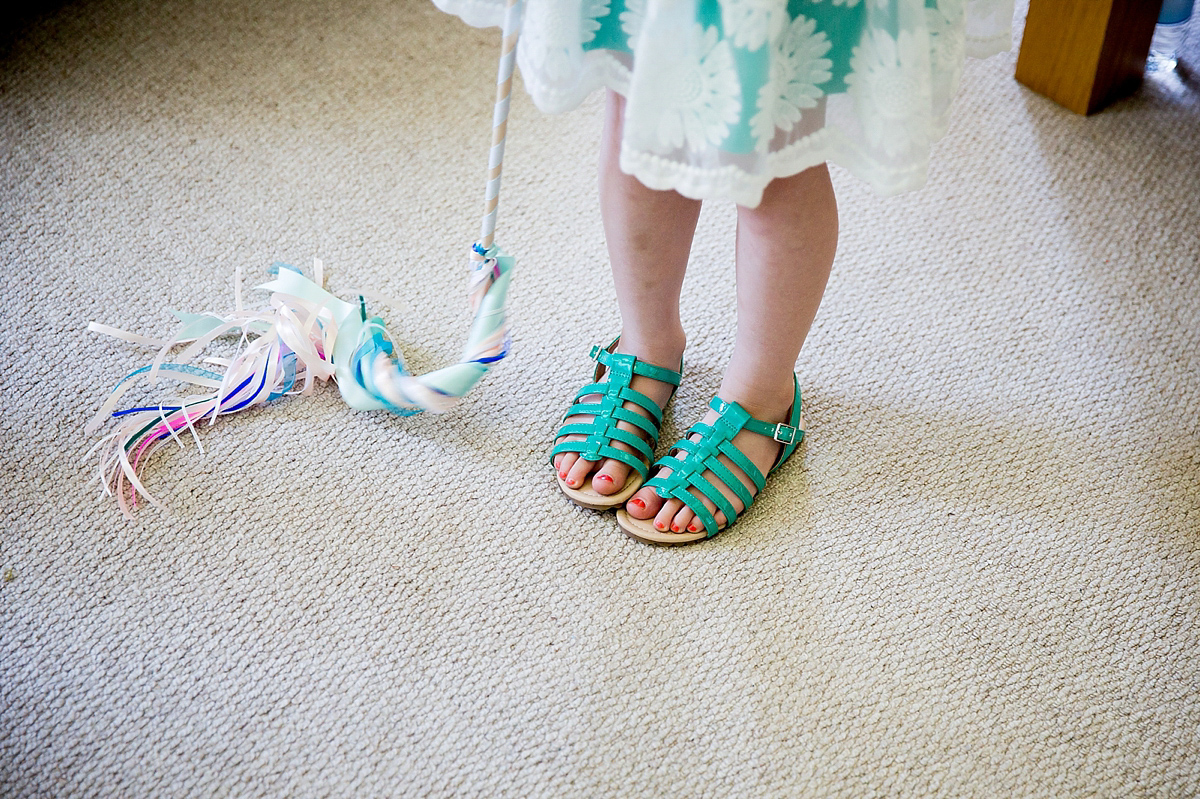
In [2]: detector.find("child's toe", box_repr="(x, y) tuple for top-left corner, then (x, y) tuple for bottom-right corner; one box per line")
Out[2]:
(670, 506), (695, 534)
(592, 460), (630, 495)
(653, 499), (684, 531)
(625, 487), (661, 519)
(564, 455), (596, 489)
(554, 451), (578, 477)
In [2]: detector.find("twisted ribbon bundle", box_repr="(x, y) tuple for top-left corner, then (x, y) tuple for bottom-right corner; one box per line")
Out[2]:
(86, 0), (523, 516)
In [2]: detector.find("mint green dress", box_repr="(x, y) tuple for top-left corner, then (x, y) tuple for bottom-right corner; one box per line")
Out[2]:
(433, 0), (1014, 205)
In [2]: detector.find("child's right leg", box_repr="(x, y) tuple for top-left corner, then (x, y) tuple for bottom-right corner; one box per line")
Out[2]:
(552, 90), (700, 496)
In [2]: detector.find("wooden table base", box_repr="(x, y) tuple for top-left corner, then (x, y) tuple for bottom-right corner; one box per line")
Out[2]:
(1016, 0), (1164, 115)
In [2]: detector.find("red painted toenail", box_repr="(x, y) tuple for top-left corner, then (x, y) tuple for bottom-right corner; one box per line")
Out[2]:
(629, 498), (645, 509)
(655, 522), (666, 531)
(671, 523), (683, 533)
(595, 474), (613, 483)
(689, 523), (701, 532)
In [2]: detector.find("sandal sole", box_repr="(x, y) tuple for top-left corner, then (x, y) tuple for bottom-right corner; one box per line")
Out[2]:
(615, 509), (708, 545)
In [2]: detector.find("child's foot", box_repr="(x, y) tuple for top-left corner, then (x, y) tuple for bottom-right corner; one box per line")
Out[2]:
(623, 380), (800, 536)
(552, 337), (684, 500)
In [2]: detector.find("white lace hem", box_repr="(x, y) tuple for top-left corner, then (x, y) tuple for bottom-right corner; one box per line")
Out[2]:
(432, 0), (1016, 204)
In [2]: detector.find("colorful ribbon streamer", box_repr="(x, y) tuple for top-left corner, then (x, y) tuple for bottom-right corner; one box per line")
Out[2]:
(86, 248), (514, 517)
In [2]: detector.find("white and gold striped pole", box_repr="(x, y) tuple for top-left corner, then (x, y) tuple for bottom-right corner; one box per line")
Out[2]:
(478, 0), (522, 255)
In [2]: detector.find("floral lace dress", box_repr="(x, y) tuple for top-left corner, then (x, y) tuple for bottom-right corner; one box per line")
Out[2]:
(431, 0), (1014, 205)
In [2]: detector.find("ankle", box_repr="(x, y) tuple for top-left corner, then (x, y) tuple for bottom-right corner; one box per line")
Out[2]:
(616, 328), (687, 369)
(715, 373), (797, 423)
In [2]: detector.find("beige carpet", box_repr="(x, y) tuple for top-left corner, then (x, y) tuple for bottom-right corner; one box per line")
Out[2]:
(3, 1), (1198, 796)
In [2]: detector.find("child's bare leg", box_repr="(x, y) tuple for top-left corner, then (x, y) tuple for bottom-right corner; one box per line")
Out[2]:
(625, 163), (838, 532)
(554, 90), (700, 495)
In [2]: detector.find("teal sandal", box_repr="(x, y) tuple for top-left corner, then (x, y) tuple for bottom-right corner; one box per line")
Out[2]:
(616, 376), (805, 544)
(551, 339), (683, 510)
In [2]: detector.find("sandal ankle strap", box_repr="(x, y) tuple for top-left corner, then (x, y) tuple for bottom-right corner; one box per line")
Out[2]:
(591, 342), (683, 387)
(709, 397), (802, 446)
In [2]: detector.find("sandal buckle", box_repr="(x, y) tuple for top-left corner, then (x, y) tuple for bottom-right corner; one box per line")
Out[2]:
(773, 424), (797, 445)
(589, 344), (602, 361)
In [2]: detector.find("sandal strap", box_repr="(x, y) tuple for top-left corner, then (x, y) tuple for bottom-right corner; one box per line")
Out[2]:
(644, 378), (805, 538)
(652, 449), (741, 534)
(668, 426), (760, 505)
(551, 424), (655, 469)
(710, 396), (801, 448)
(550, 340), (684, 480)
(566, 383), (666, 428)
(551, 438), (653, 476)
(590, 343), (682, 388)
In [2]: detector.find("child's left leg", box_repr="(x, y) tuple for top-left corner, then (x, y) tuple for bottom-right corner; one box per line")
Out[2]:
(624, 163), (839, 534)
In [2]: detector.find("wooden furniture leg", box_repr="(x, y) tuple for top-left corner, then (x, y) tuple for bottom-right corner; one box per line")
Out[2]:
(1015, 0), (1164, 115)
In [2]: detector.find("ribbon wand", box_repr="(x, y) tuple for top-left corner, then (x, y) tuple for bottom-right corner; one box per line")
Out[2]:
(85, 0), (526, 515)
